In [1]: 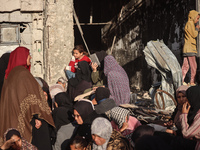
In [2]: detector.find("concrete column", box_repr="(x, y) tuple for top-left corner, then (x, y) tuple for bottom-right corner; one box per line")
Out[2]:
(44, 0), (74, 85)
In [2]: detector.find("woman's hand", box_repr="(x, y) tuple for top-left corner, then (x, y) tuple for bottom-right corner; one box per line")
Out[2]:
(182, 102), (191, 114)
(119, 122), (129, 132)
(119, 116), (129, 132)
(35, 119), (42, 129)
(1, 138), (15, 150)
(91, 62), (98, 72)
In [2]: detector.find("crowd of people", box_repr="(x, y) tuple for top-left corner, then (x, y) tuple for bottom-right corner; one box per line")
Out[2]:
(0, 9), (200, 150)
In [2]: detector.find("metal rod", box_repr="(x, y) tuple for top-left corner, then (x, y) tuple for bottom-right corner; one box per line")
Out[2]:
(73, 7), (91, 56)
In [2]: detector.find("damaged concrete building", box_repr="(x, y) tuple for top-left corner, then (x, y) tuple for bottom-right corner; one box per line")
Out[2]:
(0, 0), (197, 91)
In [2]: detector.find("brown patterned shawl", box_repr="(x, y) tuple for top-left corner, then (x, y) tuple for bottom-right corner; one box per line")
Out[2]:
(0, 66), (55, 146)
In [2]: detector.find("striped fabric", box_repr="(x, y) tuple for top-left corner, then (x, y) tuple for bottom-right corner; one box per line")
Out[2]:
(180, 110), (200, 150)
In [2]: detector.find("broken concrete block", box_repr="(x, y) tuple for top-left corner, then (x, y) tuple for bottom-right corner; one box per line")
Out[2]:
(21, 0), (43, 12)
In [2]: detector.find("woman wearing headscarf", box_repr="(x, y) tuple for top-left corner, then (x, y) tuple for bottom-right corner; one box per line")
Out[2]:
(1, 128), (38, 150)
(164, 85), (189, 134)
(86, 117), (130, 150)
(68, 61), (92, 101)
(52, 92), (74, 150)
(35, 77), (53, 111)
(0, 52), (10, 98)
(73, 100), (100, 143)
(0, 47), (55, 150)
(52, 92), (73, 131)
(180, 85), (200, 150)
(104, 55), (130, 105)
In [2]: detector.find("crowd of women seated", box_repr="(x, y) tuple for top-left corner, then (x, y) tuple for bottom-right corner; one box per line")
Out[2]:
(0, 46), (200, 150)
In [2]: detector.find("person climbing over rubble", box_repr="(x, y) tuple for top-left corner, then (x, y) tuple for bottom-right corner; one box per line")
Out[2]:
(64, 45), (91, 79)
(182, 10), (200, 86)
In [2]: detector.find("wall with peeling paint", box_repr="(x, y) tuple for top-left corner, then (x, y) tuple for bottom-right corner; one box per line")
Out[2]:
(102, 0), (195, 91)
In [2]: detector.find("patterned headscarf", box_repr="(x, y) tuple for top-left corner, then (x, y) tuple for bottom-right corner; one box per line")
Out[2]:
(91, 117), (112, 150)
(5, 47), (30, 79)
(4, 128), (21, 141)
(4, 128), (38, 150)
(106, 107), (130, 128)
(104, 55), (130, 105)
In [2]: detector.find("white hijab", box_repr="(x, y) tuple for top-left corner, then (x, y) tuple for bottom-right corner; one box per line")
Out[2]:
(91, 117), (113, 150)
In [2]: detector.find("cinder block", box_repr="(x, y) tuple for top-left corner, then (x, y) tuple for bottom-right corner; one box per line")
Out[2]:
(0, 0), (20, 12)
(10, 11), (32, 22)
(21, 0), (43, 12)
(0, 13), (9, 22)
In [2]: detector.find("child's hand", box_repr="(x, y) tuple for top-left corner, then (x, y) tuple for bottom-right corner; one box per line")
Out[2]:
(91, 62), (98, 72)
(196, 24), (200, 29)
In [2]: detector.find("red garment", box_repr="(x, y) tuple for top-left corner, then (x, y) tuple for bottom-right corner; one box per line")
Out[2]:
(68, 55), (91, 73)
(5, 47), (30, 79)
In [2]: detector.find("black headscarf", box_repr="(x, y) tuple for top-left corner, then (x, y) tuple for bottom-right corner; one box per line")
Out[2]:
(69, 61), (91, 87)
(95, 51), (107, 85)
(52, 92), (74, 131)
(73, 100), (94, 123)
(186, 86), (200, 125)
(54, 92), (73, 108)
(95, 87), (110, 102)
(35, 77), (53, 111)
(0, 53), (10, 96)
(6, 128), (21, 141)
(95, 50), (107, 70)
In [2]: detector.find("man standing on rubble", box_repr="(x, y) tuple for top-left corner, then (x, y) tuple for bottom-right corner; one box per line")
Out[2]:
(182, 10), (200, 86)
